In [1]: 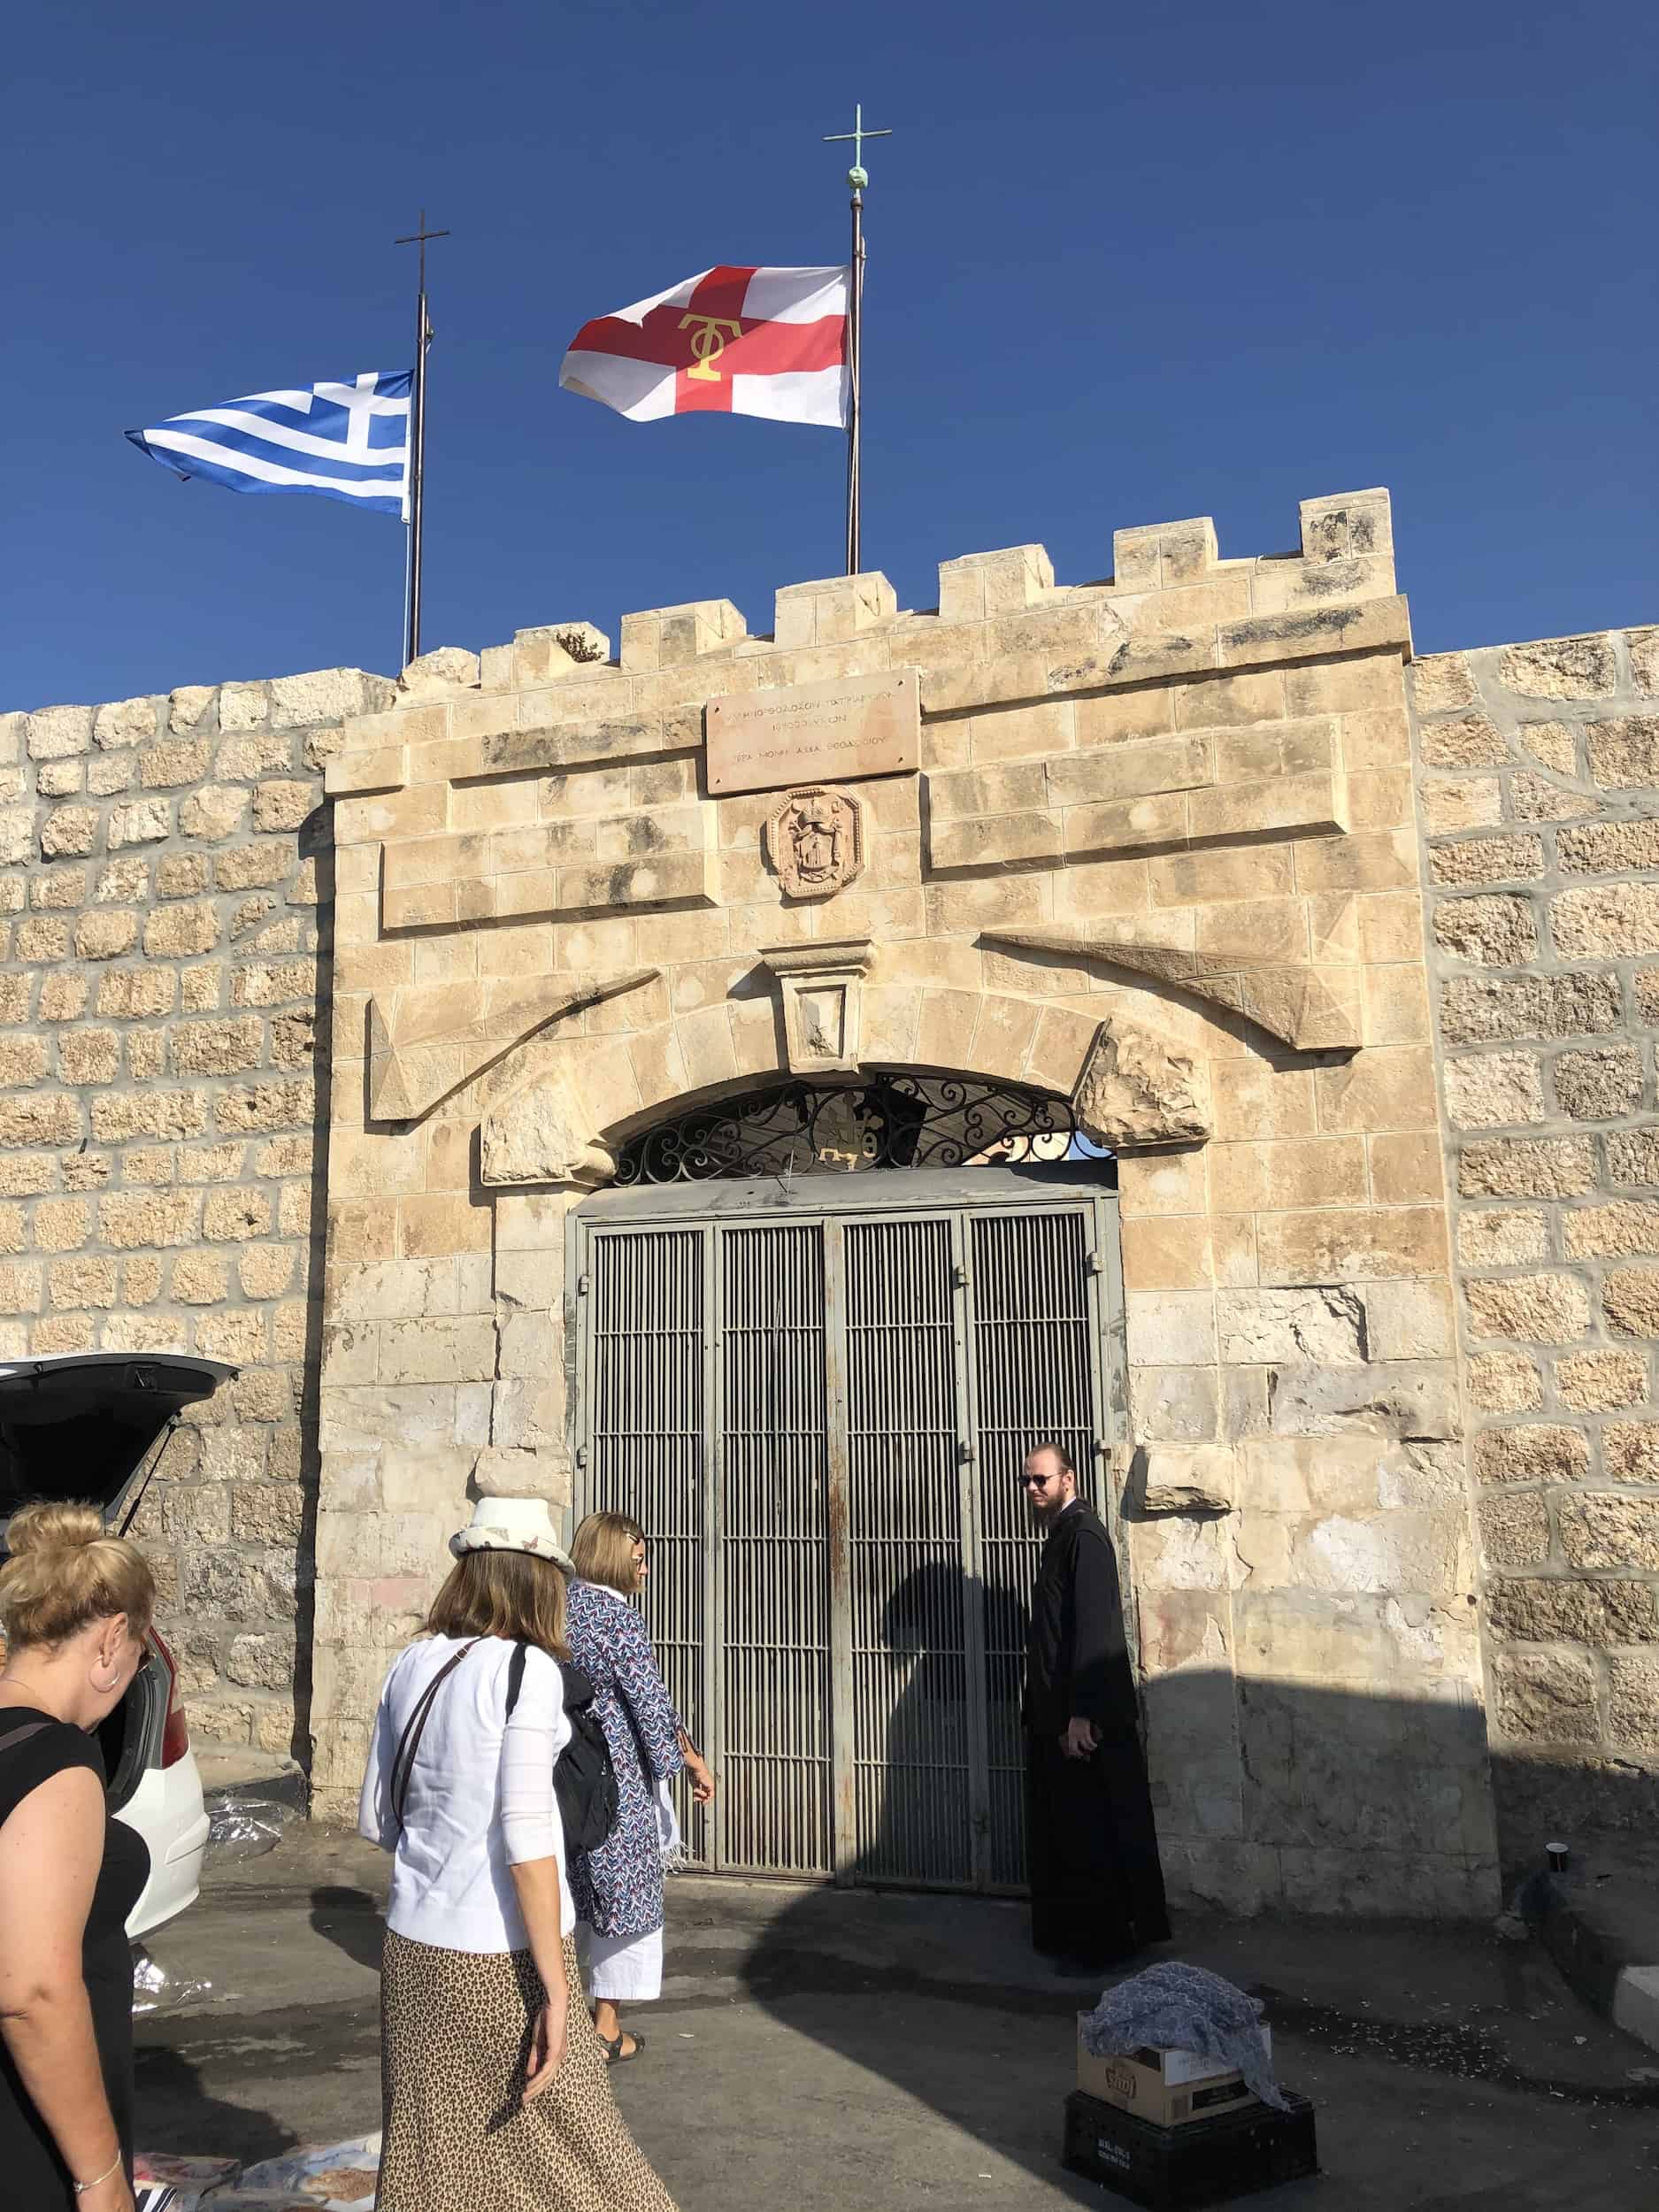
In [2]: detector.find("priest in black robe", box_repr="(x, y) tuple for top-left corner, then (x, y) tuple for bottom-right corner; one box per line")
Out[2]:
(1021, 1440), (1169, 1968)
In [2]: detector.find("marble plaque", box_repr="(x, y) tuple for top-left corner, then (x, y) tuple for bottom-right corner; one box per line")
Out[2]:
(705, 668), (919, 795)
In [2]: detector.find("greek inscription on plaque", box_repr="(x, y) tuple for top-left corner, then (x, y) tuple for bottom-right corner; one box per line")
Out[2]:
(704, 668), (920, 796)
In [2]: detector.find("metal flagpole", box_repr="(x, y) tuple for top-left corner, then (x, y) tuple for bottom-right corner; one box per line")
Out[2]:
(824, 105), (891, 576)
(395, 211), (449, 667)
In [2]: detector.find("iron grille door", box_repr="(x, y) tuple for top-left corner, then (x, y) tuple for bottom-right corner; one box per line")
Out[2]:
(839, 1215), (979, 1886)
(716, 1222), (834, 1875)
(967, 1208), (1105, 1888)
(577, 1187), (1119, 1893)
(583, 1225), (710, 1863)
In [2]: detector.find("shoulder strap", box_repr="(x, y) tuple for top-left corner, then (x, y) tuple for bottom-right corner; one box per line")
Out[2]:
(505, 1640), (527, 1719)
(389, 1641), (480, 1831)
(0, 1717), (52, 1762)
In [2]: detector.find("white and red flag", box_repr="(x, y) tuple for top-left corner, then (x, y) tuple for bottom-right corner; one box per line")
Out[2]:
(560, 265), (849, 429)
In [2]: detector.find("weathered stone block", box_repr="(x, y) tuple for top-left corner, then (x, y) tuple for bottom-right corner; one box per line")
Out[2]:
(1442, 1051), (1545, 1129)
(1073, 1018), (1209, 1149)
(1479, 1490), (1550, 1570)
(1256, 1206), (1447, 1284)
(1423, 775), (1502, 834)
(1553, 1045), (1643, 1122)
(1607, 1657), (1659, 1755)
(1457, 1207), (1549, 1269)
(1560, 819), (1659, 878)
(1215, 1286), (1366, 1367)
(108, 796), (173, 849)
(1586, 715), (1659, 789)
(1430, 833), (1543, 888)
(1269, 1362), (1459, 1441)
(142, 901), (219, 959)
(1458, 1134), (1596, 1198)
(1411, 654), (1478, 713)
(1552, 880), (1659, 960)
(1494, 1652), (1600, 1745)
(1468, 1353), (1543, 1412)
(1432, 894), (1537, 967)
(1440, 971), (1621, 1047)
(40, 806), (98, 859)
(1472, 1424), (1589, 1485)
(1464, 1271), (1590, 1342)
(1140, 1444), (1234, 1516)
(1605, 1424), (1659, 1484)
(97, 1189), (200, 1250)
(1603, 1266), (1659, 1340)
(1496, 634), (1617, 701)
(1559, 1494), (1659, 1571)
(1420, 714), (1508, 769)
(1486, 1575), (1655, 1646)
(1563, 1201), (1659, 1259)
(180, 784), (250, 841)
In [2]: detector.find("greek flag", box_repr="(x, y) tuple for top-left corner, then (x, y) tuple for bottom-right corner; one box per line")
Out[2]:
(126, 371), (412, 516)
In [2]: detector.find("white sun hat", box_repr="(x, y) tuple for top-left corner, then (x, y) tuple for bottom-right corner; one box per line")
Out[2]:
(449, 1495), (575, 1571)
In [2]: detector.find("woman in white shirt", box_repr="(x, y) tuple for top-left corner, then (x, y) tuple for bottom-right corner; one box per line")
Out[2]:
(359, 1496), (678, 2212)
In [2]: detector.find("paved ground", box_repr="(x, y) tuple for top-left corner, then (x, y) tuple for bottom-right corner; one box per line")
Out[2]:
(134, 1827), (1659, 2208)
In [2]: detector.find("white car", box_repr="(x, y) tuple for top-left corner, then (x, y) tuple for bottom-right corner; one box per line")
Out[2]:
(0, 1350), (237, 1937)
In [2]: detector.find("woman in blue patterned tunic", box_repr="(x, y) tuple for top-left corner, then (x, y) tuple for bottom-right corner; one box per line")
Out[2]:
(565, 1515), (715, 2064)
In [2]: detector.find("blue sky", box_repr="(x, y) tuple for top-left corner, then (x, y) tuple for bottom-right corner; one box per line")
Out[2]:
(6, 0), (1655, 712)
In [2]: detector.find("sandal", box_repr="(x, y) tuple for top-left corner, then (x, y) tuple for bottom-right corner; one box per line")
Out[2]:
(599, 2030), (645, 2064)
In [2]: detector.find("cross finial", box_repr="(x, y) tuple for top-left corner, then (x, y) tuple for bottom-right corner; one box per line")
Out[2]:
(824, 102), (893, 190)
(395, 208), (450, 292)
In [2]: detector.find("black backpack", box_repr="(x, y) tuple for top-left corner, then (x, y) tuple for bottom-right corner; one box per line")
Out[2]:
(388, 1639), (620, 1856)
(508, 1643), (621, 1856)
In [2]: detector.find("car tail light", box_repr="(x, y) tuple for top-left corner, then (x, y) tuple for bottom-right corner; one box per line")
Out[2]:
(151, 1628), (190, 1770)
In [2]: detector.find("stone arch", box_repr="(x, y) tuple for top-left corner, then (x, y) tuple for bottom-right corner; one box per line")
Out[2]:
(478, 944), (1212, 1191)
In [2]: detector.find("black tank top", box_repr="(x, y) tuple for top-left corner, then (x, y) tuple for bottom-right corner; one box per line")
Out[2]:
(0, 1707), (150, 2209)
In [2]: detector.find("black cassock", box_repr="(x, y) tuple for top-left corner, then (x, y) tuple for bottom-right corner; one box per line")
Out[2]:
(1023, 1501), (1169, 1964)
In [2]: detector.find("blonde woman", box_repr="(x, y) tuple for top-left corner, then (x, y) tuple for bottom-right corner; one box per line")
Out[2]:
(359, 1495), (676, 2212)
(566, 1514), (715, 2065)
(0, 1502), (156, 2212)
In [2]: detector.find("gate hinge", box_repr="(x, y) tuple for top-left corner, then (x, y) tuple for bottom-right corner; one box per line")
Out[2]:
(957, 1438), (977, 1463)
(1084, 1249), (1103, 1277)
(575, 1443), (588, 1469)
(952, 1262), (970, 1288)
(577, 1272), (591, 1296)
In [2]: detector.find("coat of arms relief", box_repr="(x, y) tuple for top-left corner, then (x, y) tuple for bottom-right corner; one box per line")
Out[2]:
(764, 785), (864, 899)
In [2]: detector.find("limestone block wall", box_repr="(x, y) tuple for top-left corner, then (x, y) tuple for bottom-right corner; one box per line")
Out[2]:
(1412, 627), (1659, 1858)
(0, 664), (392, 1750)
(308, 489), (1498, 1916)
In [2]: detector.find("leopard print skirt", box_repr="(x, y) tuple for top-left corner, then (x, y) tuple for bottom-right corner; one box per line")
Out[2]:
(379, 1929), (679, 2212)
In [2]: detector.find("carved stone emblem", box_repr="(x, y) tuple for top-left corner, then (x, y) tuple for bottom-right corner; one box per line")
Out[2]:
(765, 786), (864, 900)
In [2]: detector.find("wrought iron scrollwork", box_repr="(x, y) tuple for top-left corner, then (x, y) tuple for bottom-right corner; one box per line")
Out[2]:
(615, 1075), (1106, 1186)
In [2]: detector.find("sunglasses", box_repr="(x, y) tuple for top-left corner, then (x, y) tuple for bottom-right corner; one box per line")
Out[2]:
(1018, 1471), (1059, 1489)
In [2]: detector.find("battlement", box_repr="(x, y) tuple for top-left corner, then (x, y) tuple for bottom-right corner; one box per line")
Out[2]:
(428, 485), (1403, 701)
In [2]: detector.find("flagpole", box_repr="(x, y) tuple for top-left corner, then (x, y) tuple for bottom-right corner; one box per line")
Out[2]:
(846, 176), (863, 577)
(825, 106), (891, 578)
(396, 211), (449, 668)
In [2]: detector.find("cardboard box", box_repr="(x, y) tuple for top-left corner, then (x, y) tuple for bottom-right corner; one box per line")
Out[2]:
(1076, 2024), (1271, 2129)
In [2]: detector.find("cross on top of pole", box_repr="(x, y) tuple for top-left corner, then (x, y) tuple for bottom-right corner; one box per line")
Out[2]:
(824, 103), (892, 190)
(394, 209), (450, 292)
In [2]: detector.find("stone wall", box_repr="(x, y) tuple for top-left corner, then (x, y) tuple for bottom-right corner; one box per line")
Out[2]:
(308, 490), (1500, 1916)
(1411, 627), (1659, 1859)
(0, 665), (392, 1751)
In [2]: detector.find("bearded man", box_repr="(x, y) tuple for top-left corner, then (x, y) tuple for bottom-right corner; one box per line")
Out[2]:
(1021, 1440), (1169, 1970)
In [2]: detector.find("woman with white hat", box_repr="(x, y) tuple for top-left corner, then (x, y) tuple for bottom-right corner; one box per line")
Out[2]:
(359, 1496), (677, 2212)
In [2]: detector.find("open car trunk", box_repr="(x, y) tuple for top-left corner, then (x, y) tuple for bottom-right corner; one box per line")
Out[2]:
(0, 1352), (236, 1809)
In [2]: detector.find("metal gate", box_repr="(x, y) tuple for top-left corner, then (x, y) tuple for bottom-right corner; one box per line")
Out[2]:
(572, 1171), (1125, 1891)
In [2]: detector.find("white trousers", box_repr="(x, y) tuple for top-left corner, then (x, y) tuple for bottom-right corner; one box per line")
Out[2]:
(577, 1921), (664, 2003)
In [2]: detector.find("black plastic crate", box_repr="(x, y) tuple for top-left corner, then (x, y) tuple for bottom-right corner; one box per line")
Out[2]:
(1062, 2086), (1318, 2208)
